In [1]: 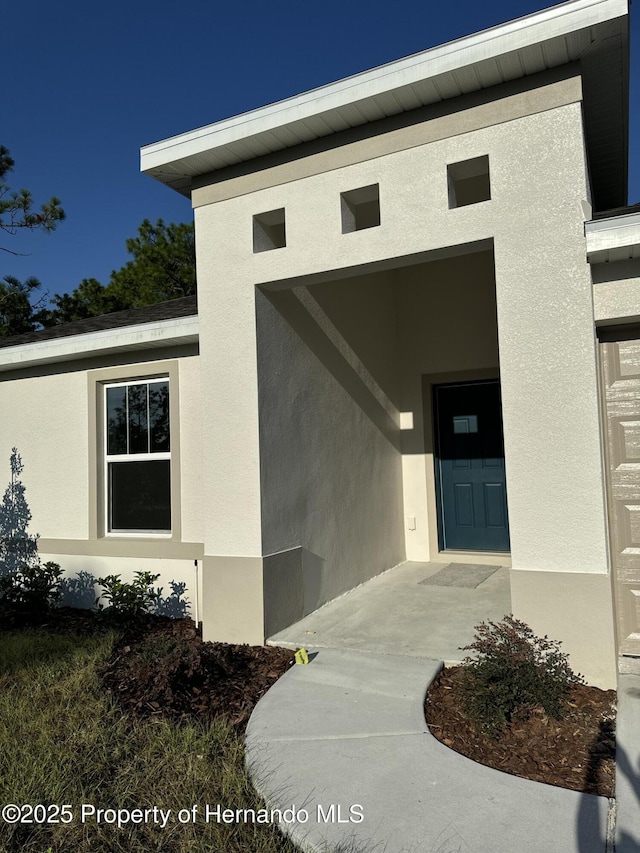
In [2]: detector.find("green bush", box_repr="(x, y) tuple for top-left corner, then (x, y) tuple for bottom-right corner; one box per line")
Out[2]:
(96, 571), (160, 619)
(0, 560), (63, 613)
(459, 615), (584, 738)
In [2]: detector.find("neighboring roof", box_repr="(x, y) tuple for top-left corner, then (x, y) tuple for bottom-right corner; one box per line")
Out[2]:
(141, 0), (629, 210)
(0, 296), (199, 373)
(586, 206), (640, 262)
(0, 296), (197, 350)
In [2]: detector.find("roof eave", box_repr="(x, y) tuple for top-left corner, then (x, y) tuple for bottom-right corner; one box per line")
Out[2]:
(141, 0), (629, 205)
(0, 315), (199, 373)
(586, 210), (640, 261)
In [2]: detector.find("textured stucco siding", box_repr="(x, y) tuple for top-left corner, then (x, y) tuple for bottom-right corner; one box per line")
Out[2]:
(178, 356), (204, 544)
(39, 553), (200, 619)
(0, 370), (90, 540)
(256, 278), (405, 621)
(592, 258), (640, 325)
(491, 107), (607, 574)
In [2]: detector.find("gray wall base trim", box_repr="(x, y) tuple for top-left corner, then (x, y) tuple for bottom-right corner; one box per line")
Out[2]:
(38, 538), (204, 560)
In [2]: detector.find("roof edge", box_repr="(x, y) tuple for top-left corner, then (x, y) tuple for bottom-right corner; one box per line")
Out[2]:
(0, 314), (199, 373)
(141, 0), (628, 184)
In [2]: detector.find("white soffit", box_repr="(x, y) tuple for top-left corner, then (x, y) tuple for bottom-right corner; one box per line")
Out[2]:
(0, 315), (199, 372)
(586, 212), (640, 262)
(141, 0), (628, 196)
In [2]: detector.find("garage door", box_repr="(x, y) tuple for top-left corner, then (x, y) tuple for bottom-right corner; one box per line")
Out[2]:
(600, 330), (640, 660)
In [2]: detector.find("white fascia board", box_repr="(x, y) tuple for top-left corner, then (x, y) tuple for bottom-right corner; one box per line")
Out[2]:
(586, 212), (640, 259)
(141, 0), (627, 175)
(0, 315), (199, 372)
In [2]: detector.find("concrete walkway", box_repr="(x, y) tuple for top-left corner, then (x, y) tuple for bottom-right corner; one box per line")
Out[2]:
(246, 648), (610, 853)
(615, 674), (640, 852)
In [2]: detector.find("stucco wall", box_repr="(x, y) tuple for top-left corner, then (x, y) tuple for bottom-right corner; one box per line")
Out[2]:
(511, 569), (616, 689)
(256, 276), (405, 627)
(177, 356), (203, 544)
(592, 258), (640, 325)
(491, 112), (607, 575)
(0, 369), (89, 540)
(38, 552), (201, 619)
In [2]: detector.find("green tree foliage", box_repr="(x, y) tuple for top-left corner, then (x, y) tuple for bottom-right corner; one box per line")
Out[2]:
(38, 219), (196, 327)
(37, 277), (129, 326)
(0, 146), (64, 336)
(0, 275), (45, 339)
(0, 146), (65, 255)
(109, 218), (196, 306)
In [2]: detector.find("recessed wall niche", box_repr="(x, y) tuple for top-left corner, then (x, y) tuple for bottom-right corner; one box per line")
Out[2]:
(447, 156), (491, 208)
(340, 184), (381, 233)
(253, 208), (286, 253)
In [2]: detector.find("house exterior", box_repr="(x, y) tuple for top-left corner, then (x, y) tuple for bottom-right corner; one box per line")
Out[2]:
(0, 0), (637, 688)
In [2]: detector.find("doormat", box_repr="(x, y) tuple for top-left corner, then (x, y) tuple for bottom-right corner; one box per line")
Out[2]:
(418, 563), (501, 589)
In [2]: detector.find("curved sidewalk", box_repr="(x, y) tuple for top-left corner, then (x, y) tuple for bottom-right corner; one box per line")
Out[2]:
(245, 649), (610, 853)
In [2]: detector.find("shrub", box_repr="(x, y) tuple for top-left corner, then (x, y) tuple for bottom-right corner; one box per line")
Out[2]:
(459, 615), (584, 738)
(0, 560), (63, 613)
(0, 447), (63, 616)
(0, 448), (39, 575)
(96, 571), (160, 619)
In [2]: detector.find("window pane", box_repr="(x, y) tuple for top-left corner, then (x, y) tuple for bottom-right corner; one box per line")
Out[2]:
(109, 460), (171, 531)
(106, 386), (127, 455)
(127, 384), (148, 454)
(149, 381), (170, 452)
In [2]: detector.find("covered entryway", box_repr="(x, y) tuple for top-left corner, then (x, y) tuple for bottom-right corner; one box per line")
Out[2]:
(256, 245), (511, 640)
(433, 379), (510, 552)
(600, 329), (640, 665)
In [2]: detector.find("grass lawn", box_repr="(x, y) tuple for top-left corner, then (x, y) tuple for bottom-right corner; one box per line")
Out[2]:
(0, 627), (300, 853)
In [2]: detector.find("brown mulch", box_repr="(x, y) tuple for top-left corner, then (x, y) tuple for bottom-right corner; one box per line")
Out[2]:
(425, 665), (616, 797)
(98, 615), (295, 732)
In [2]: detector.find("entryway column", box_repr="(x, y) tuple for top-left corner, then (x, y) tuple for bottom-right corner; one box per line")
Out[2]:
(195, 203), (265, 645)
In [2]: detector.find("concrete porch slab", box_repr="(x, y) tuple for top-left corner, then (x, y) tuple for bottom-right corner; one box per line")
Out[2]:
(268, 560), (511, 663)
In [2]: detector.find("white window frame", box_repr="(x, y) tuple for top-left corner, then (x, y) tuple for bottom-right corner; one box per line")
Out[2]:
(104, 377), (172, 538)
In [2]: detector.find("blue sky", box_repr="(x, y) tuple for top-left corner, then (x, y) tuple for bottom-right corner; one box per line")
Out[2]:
(3, 0), (638, 303)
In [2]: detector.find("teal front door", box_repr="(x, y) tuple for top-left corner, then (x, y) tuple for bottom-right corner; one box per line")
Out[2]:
(433, 380), (510, 552)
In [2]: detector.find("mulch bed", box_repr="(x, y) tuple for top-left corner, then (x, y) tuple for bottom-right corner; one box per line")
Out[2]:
(425, 665), (617, 797)
(98, 616), (295, 732)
